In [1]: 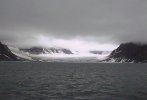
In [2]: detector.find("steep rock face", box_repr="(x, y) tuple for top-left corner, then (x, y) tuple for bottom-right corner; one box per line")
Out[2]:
(20, 47), (73, 55)
(107, 43), (147, 63)
(0, 42), (19, 61)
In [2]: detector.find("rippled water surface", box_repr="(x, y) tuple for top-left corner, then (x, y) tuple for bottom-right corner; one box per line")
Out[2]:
(0, 62), (147, 100)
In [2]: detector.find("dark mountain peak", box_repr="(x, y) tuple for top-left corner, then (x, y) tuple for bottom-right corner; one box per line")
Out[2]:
(117, 42), (146, 50)
(0, 42), (19, 61)
(107, 42), (147, 63)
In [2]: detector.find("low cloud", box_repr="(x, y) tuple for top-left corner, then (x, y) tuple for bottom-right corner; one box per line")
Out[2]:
(0, 0), (147, 48)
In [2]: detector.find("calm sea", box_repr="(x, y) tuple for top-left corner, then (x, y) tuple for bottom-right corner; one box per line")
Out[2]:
(0, 62), (147, 100)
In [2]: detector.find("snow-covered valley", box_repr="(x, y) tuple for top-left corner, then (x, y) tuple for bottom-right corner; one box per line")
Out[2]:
(9, 46), (110, 62)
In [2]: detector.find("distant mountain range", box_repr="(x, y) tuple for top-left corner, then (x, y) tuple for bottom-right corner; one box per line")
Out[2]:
(20, 47), (73, 55)
(20, 47), (110, 55)
(89, 51), (110, 55)
(1, 41), (147, 63)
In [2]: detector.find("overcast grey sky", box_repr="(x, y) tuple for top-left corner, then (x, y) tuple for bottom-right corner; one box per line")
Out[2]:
(0, 0), (147, 48)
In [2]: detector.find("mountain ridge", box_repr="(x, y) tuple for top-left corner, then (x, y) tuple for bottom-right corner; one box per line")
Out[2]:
(0, 42), (22, 61)
(20, 47), (73, 55)
(106, 42), (147, 63)
(1, 41), (147, 63)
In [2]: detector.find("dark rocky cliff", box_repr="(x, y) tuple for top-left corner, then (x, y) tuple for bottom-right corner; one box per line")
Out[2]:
(0, 42), (19, 61)
(106, 43), (147, 63)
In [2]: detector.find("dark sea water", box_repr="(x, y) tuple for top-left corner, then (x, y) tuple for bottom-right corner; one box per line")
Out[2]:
(0, 62), (147, 100)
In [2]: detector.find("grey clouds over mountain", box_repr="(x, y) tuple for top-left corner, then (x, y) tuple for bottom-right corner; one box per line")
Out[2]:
(0, 0), (147, 47)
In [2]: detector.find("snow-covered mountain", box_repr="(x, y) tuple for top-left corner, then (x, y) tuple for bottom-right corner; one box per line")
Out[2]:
(0, 41), (110, 62)
(20, 47), (73, 55)
(9, 46), (108, 62)
(105, 43), (147, 63)
(2, 41), (147, 63)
